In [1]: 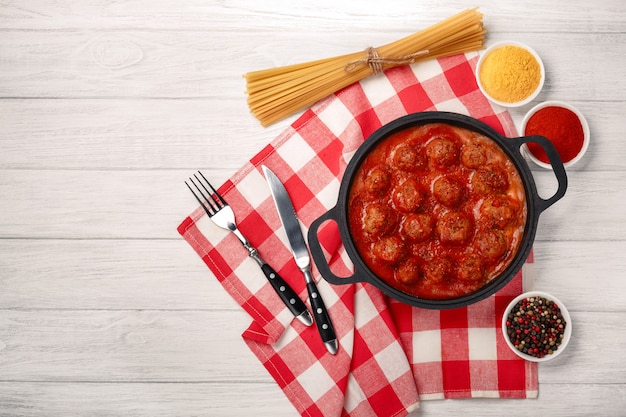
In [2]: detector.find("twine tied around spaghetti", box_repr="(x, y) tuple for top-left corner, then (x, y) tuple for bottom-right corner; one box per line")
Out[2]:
(344, 47), (430, 74)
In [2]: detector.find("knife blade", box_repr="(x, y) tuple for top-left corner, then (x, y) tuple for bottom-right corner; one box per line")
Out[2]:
(262, 165), (338, 355)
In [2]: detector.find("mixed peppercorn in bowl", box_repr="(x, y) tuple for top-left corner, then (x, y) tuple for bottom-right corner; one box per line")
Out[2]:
(501, 291), (572, 362)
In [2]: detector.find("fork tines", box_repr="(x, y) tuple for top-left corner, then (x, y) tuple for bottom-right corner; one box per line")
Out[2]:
(185, 171), (227, 217)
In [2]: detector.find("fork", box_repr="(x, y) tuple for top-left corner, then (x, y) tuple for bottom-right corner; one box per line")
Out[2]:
(186, 171), (313, 327)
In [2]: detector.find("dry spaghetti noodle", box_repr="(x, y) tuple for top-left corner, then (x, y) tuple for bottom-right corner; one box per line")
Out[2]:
(244, 8), (486, 126)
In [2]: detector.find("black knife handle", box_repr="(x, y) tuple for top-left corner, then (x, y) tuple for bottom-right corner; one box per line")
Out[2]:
(260, 263), (311, 322)
(306, 280), (337, 349)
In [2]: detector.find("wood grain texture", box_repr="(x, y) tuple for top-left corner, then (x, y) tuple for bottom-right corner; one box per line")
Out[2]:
(0, 240), (624, 312)
(0, 1), (624, 32)
(0, 170), (622, 241)
(0, 100), (623, 170)
(0, 32), (624, 100)
(1, 309), (624, 383)
(0, 382), (624, 417)
(1, 0), (625, 415)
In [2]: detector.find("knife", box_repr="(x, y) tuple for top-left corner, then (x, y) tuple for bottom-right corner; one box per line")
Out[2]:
(262, 165), (339, 355)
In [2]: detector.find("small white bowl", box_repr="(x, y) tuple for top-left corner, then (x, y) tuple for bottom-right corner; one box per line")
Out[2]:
(476, 41), (545, 108)
(501, 291), (572, 362)
(521, 100), (590, 169)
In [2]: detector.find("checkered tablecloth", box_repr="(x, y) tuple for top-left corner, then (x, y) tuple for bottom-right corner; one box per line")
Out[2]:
(178, 52), (538, 417)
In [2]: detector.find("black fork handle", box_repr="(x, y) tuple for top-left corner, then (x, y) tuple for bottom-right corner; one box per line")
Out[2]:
(245, 246), (312, 326)
(258, 261), (313, 326)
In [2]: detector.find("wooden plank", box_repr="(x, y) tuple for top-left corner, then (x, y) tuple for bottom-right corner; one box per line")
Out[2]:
(532, 241), (626, 313)
(417, 383), (626, 416)
(1, 239), (624, 313)
(0, 170), (622, 241)
(0, 170), (196, 240)
(0, 99), (620, 171)
(0, 0), (623, 32)
(0, 30), (623, 100)
(0, 98), (284, 170)
(0, 381), (623, 417)
(0, 309), (624, 384)
(531, 170), (626, 242)
(0, 309), (263, 382)
(0, 239), (239, 310)
(0, 381), (294, 417)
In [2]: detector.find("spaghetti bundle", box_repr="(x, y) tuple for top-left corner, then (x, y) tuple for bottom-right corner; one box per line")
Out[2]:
(244, 8), (486, 126)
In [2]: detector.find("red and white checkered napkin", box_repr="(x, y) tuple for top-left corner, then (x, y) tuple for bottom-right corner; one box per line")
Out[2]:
(178, 52), (538, 417)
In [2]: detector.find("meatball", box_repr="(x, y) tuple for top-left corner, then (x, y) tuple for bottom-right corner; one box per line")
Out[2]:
(475, 230), (508, 260)
(433, 176), (465, 208)
(471, 165), (509, 195)
(436, 211), (473, 245)
(392, 178), (423, 212)
(461, 142), (488, 168)
(480, 195), (520, 228)
(395, 257), (421, 285)
(422, 256), (453, 284)
(364, 166), (391, 196)
(456, 254), (485, 282)
(363, 203), (396, 236)
(425, 137), (460, 168)
(372, 236), (406, 265)
(402, 213), (434, 242)
(391, 144), (426, 171)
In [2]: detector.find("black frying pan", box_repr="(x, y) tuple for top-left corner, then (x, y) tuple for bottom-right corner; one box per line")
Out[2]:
(308, 111), (567, 309)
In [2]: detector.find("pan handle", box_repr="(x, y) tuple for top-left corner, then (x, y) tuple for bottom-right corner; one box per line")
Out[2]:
(512, 135), (568, 214)
(307, 206), (363, 286)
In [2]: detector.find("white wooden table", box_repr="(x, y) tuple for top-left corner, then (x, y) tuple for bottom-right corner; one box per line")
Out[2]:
(1, 1), (625, 416)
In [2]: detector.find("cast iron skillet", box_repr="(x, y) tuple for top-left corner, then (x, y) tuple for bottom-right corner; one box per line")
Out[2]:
(307, 111), (568, 309)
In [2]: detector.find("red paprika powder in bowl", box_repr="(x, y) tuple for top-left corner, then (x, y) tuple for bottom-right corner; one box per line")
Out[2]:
(521, 101), (590, 168)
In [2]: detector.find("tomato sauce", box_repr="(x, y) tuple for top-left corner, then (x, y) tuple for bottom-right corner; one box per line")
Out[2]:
(347, 123), (527, 300)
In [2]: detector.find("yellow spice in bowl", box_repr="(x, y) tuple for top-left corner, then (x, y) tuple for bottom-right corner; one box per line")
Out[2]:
(479, 45), (541, 103)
